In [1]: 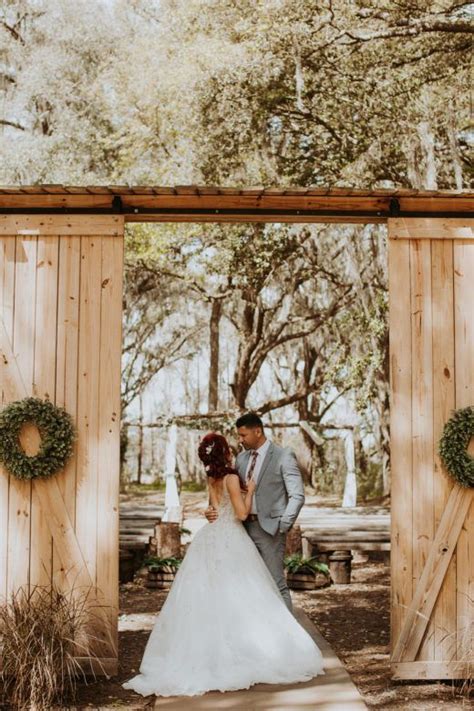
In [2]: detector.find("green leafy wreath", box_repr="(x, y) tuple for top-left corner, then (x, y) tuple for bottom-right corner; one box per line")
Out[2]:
(0, 397), (75, 481)
(438, 405), (474, 488)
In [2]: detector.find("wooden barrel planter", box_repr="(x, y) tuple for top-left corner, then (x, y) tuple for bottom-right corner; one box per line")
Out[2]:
(286, 570), (330, 590)
(144, 557), (182, 589)
(284, 554), (331, 590)
(145, 565), (177, 590)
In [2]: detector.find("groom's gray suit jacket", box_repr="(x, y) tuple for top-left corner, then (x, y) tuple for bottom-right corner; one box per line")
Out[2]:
(236, 442), (305, 536)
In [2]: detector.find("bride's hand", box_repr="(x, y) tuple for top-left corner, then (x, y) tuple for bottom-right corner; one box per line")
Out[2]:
(246, 478), (256, 495)
(205, 505), (218, 523)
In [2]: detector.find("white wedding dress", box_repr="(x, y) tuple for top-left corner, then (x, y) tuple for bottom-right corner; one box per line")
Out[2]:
(122, 477), (325, 697)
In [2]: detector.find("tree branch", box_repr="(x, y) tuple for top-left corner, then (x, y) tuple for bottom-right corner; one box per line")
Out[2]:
(0, 119), (26, 131)
(256, 385), (317, 415)
(0, 19), (25, 44)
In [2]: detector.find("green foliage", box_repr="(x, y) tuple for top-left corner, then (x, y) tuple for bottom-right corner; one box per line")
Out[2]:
(180, 480), (206, 493)
(356, 461), (385, 502)
(126, 480), (166, 493)
(438, 406), (474, 488)
(194, 0), (471, 188)
(144, 556), (182, 572)
(284, 554), (330, 577)
(0, 397), (76, 481)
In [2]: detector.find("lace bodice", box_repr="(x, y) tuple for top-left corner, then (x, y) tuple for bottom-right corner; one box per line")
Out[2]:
(215, 477), (238, 522)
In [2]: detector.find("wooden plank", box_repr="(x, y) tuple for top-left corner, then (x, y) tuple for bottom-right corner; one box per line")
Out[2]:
(392, 661), (472, 680)
(0, 190), (471, 213)
(0, 238), (15, 336)
(431, 238), (457, 661)
(174, 186), (200, 195)
(37, 185), (68, 194)
(311, 542), (391, 552)
(119, 534), (150, 544)
(30, 236), (59, 588)
(75, 235), (102, 653)
(388, 236), (413, 657)
(410, 238), (435, 661)
(95, 233), (123, 658)
(54, 236), (81, 590)
(0, 236), (15, 601)
(0, 318), (29, 402)
(117, 194), (391, 213)
(453, 238), (474, 664)
(33, 478), (94, 589)
(305, 532), (390, 541)
(400, 198), (474, 215)
(32, 237), (59, 403)
(8, 236), (37, 593)
(0, 185), (471, 196)
(0, 314), (94, 591)
(0, 215), (124, 236)
(120, 511), (163, 521)
(125, 214), (382, 225)
(119, 539), (148, 550)
(391, 485), (472, 663)
(389, 218), (474, 240)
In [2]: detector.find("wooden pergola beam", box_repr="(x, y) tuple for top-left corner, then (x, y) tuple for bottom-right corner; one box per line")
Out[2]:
(0, 185), (472, 224)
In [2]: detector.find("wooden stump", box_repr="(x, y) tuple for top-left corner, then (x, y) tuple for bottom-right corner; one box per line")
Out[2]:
(329, 550), (353, 584)
(152, 521), (181, 558)
(285, 524), (302, 555)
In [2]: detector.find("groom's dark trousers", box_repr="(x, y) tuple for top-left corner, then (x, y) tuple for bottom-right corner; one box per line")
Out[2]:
(243, 517), (292, 612)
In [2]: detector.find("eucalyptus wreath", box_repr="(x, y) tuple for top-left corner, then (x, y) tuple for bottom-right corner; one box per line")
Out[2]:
(0, 397), (75, 481)
(438, 405), (474, 488)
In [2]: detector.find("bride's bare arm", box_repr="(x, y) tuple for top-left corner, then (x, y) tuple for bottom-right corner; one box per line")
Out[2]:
(226, 474), (255, 521)
(205, 481), (219, 523)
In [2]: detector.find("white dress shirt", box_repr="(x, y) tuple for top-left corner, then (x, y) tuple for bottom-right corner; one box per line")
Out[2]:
(245, 438), (271, 514)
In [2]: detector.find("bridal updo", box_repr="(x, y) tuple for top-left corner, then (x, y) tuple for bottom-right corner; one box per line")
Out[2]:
(198, 432), (237, 480)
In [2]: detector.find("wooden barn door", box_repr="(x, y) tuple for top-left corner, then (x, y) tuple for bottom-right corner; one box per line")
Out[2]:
(389, 217), (474, 680)
(0, 215), (124, 674)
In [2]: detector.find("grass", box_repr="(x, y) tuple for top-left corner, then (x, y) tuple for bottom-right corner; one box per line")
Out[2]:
(0, 584), (104, 710)
(123, 478), (207, 494)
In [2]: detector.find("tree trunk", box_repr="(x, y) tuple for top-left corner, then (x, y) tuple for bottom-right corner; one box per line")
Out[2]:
(342, 429), (357, 507)
(137, 394), (144, 484)
(446, 109), (464, 190)
(208, 298), (222, 412)
(417, 120), (438, 189)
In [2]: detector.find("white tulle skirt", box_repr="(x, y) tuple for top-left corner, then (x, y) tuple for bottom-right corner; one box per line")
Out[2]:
(122, 513), (325, 697)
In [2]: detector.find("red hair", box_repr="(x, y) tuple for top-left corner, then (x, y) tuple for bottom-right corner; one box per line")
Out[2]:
(198, 433), (246, 491)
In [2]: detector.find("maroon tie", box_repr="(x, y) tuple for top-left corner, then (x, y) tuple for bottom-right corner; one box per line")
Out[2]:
(246, 450), (258, 483)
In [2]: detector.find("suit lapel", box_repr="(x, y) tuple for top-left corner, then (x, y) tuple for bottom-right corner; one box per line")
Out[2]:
(255, 442), (275, 492)
(237, 450), (251, 483)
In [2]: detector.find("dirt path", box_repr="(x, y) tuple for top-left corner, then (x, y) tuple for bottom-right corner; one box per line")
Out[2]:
(69, 561), (471, 709)
(297, 562), (471, 709)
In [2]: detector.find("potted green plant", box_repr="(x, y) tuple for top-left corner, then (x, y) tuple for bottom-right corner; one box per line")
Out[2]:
(284, 554), (331, 590)
(143, 556), (182, 590)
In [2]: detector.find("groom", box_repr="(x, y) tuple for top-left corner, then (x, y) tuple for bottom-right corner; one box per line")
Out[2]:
(205, 413), (305, 612)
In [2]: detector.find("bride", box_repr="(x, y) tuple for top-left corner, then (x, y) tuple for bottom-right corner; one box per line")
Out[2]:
(122, 432), (325, 698)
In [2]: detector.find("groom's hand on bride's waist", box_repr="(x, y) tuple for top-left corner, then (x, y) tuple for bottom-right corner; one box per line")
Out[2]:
(205, 505), (218, 523)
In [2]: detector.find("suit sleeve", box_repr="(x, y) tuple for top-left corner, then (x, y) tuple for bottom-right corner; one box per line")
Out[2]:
(235, 451), (245, 480)
(279, 447), (305, 533)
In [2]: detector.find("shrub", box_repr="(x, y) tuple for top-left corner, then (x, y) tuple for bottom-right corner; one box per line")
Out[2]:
(0, 585), (99, 710)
